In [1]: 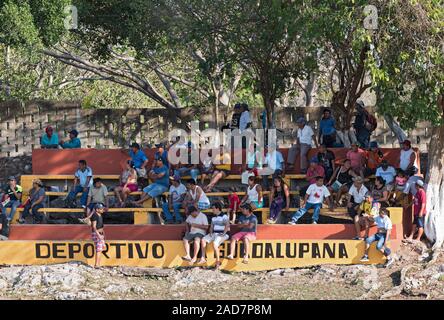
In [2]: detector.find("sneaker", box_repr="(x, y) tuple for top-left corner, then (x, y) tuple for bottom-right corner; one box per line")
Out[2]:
(385, 257), (394, 268)
(288, 220), (296, 225)
(18, 218), (25, 224)
(312, 221), (317, 224)
(353, 236), (363, 240)
(360, 255), (369, 262)
(267, 219), (276, 224)
(81, 205), (86, 209)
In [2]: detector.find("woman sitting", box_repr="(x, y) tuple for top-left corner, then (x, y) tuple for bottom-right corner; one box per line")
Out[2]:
(371, 176), (390, 208)
(267, 176), (290, 224)
(114, 160), (138, 207)
(241, 176), (264, 210)
(327, 159), (358, 207)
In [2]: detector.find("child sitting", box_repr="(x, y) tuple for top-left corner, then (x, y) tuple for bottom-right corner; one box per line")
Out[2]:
(358, 194), (381, 239)
(391, 170), (407, 205)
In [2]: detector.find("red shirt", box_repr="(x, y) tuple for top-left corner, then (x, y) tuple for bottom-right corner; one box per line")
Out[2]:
(413, 188), (427, 216)
(306, 165), (325, 184)
(228, 193), (241, 210)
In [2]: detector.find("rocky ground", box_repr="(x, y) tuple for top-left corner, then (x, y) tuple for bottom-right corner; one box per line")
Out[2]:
(0, 241), (443, 300)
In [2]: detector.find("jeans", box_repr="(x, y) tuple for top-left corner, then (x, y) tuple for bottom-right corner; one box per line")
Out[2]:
(269, 197), (285, 220)
(174, 167), (200, 182)
(1, 200), (21, 221)
(366, 232), (388, 251)
(356, 129), (370, 149)
(67, 185), (89, 207)
(142, 183), (168, 198)
(22, 203), (45, 223)
(290, 202), (322, 223)
(162, 202), (183, 222)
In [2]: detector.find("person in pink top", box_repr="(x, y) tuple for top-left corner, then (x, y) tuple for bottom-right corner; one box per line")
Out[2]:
(346, 143), (366, 177)
(405, 180), (427, 242)
(305, 157), (325, 184)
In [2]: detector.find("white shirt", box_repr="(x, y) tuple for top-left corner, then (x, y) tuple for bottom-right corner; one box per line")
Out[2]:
(375, 166), (397, 184)
(186, 212), (209, 235)
(403, 176), (424, 196)
(169, 183), (187, 203)
(374, 215), (392, 231)
(348, 184), (369, 204)
(189, 186), (210, 205)
(306, 184), (331, 204)
(75, 167), (93, 187)
(211, 214), (229, 233)
(239, 111), (251, 131)
(400, 149), (417, 171)
(297, 125), (314, 146)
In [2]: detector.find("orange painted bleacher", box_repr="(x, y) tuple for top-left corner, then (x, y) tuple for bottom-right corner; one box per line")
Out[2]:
(32, 147), (419, 175)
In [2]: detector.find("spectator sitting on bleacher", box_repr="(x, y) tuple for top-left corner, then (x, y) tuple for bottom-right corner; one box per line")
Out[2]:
(40, 126), (59, 149)
(66, 160), (93, 208)
(60, 129), (81, 149)
(375, 160), (396, 189)
(200, 201), (230, 268)
(305, 157), (325, 185)
(241, 176), (264, 211)
(129, 142), (149, 178)
(20, 179), (46, 224)
(85, 178), (109, 218)
(199, 150), (214, 185)
(398, 140), (418, 177)
(183, 179), (211, 212)
(370, 177), (390, 208)
(227, 202), (258, 264)
(242, 142), (263, 176)
(364, 141), (384, 177)
(181, 205), (209, 265)
(327, 159), (358, 207)
(392, 169), (408, 206)
(1, 176), (22, 223)
(360, 208), (394, 268)
(134, 158), (169, 206)
(228, 187), (241, 224)
(162, 175), (186, 224)
(204, 147), (231, 192)
(267, 176), (290, 224)
(262, 143), (285, 190)
(347, 176), (370, 240)
(173, 141), (200, 183)
(288, 176), (332, 225)
(317, 144), (336, 181)
(346, 143), (366, 177)
(114, 160), (138, 207)
(152, 142), (169, 169)
(0, 213), (9, 240)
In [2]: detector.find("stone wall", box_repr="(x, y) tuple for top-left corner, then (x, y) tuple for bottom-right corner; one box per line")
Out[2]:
(0, 100), (432, 157)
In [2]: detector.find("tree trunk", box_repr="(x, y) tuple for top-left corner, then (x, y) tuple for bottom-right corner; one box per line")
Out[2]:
(305, 73), (318, 107)
(384, 114), (407, 145)
(425, 96), (444, 250)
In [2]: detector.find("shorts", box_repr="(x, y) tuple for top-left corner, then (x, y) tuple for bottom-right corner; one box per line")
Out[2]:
(92, 232), (105, 252)
(198, 202), (211, 210)
(135, 168), (147, 178)
(214, 169), (230, 177)
(414, 216), (425, 228)
(231, 231), (256, 242)
(122, 183), (138, 192)
(183, 232), (205, 241)
(251, 200), (264, 208)
(202, 233), (229, 246)
(143, 183), (168, 198)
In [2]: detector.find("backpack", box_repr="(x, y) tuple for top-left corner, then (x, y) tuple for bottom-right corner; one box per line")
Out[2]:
(363, 109), (377, 132)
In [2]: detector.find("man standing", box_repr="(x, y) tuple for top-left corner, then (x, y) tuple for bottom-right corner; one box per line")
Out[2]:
(129, 142), (149, 178)
(318, 108), (336, 148)
(289, 176), (332, 225)
(1, 176), (22, 222)
(287, 117), (317, 173)
(66, 160), (93, 208)
(405, 180), (427, 242)
(353, 100), (372, 149)
(134, 158), (169, 206)
(60, 129), (81, 149)
(40, 126), (59, 149)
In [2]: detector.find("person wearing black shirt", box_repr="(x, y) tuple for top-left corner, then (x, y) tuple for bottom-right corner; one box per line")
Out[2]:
(317, 144), (336, 181)
(0, 214), (9, 240)
(90, 203), (105, 268)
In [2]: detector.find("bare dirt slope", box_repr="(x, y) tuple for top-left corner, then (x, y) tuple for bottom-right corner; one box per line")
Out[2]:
(0, 241), (443, 300)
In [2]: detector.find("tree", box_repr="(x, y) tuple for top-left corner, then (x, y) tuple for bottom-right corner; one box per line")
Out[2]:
(368, 0), (443, 249)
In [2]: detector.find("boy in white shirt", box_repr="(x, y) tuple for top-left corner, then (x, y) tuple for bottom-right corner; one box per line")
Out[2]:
(162, 175), (187, 224)
(360, 208), (394, 268)
(287, 117), (318, 173)
(288, 176), (331, 224)
(347, 176), (369, 240)
(181, 205), (209, 265)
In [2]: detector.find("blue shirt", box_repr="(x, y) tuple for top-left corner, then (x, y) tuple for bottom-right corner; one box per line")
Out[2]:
(62, 137), (81, 149)
(265, 150), (284, 171)
(41, 134), (59, 146)
(155, 150), (169, 168)
(239, 214), (258, 233)
(320, 118), (336, 136)
(129, 150), (148, 169)
(153, 165), (169, 187)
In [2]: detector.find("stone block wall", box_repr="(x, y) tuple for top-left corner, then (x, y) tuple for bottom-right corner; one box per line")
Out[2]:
(0, 100), (431, 157)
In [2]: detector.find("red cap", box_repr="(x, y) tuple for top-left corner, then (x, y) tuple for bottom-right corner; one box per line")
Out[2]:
(45, 126), (53, 133)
